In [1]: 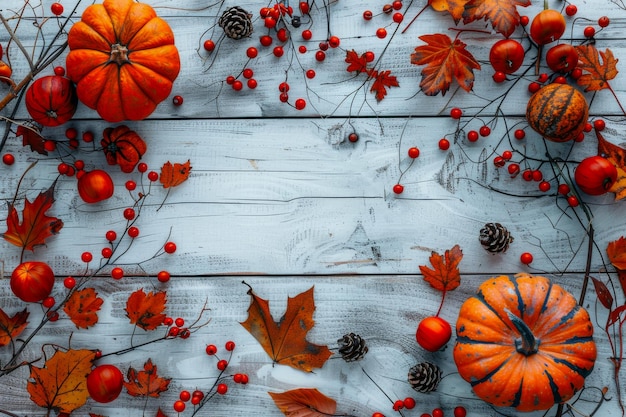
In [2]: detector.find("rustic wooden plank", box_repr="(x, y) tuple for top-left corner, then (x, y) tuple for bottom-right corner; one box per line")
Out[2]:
(1, 117), (623, 276)
(0, 274), (620, 417)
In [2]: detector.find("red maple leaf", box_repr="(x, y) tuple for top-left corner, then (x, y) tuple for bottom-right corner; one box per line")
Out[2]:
(17, 124), (47, 155)
(2, 181), (64, 251)
(463, 0), (531, 38)
(411, 33), (481, 96)
(419, 244), (463, 292)
(125, 289), (167, 331)
(345, 50), (368, 73)
(575, 45), (619, 91)
(0, 308), (29, 347)
(124, 359), (171, 398)
(160, 160), (192, 189)
(63, 287), (104, 329)
(370, 70), (400, 101)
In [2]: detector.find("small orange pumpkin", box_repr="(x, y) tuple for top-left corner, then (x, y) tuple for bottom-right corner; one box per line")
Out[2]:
(66, 0), (180, 122)
(101, 125), (147, 173)
(526, 83), (588, 142)
(453, 274), (596, 412)
(25, 75), (77, 127)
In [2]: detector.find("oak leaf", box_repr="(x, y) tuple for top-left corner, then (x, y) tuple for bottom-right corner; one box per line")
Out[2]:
(63, 287), (104, 329)
(241, 284), (332, 372)
(607, 236), (626, 298)
(576, 45), (618, 91)
(462, 0), (531, 38)
(370, 70), (400, 101)
(17, 124), (47, 155)
(411, 33), (480, 96)
(124, 358), (171, 398)
(27, 348), (96, 414)
(429, 0), (470, 23)
(345, 50), (368, 73)
(3, 181), (64, 251)
(160, 160), (192, 188)
(126, 289), (167, 331)
(596, 129), (626, 200)
(269, 388), (337, 417)
(0, 307), (29, 347)
(419, 244), (463, 292)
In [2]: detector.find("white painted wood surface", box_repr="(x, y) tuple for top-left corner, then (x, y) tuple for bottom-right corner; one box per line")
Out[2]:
(0, 0), (625, 416)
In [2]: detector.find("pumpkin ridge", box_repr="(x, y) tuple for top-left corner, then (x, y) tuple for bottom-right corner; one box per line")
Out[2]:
(474, 288), (517, 333)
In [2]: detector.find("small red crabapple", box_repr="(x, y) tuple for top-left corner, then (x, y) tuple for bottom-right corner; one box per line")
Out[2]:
(157, 271), (171, 282)
(520, 252), (533, 265)
(175, 317), (185, 327)
(295, 98), (306, 110)
(376, 28), (387, 38)
(348, 132), (359, 142)
(179, 390), (191, 402)
(172, 95), (183, 106)
(81, 252), (93, 263)
(225, 340), (236, 351)
(450, 107), (462, 119)
(216, 359), (228, 370)
(164, 242), (177, 254)
(363, 10), (373, 20)
(173, 400), (185, 412)
(408, 147), (420, 158)
(64, 276), (76, 289)
(217, 383), (228, 395)
(393, 184), (404, 194)
(205, 344), (218, 355)
(2, 153), (15, 165)
(438, 138), (450, 150)
(128, 226), (140, 238)
(203, 40), (215, 52)
(51, 2), (64, 15)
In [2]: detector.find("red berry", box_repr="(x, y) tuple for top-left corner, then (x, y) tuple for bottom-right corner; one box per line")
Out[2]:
(105, 230), (117, 242)
(532, 170), (543, 182)
(225, 340), (236, 351)
(453, 406), (467, 417)
(295, 98), (306, 110)
(232, 80), (243, 90)
(175, 317), (185, 327)
(57, 163), (69, 175)
(393, 12), (404, 23)
(277, 28), (289, 42)
(598, 16), (610, 28)
(273, 46), (284, 57)
(383, 4), (393, 14)
(315, 50), (326, 61)
(538, 73), (549, 83)
(420, 414), (432, 417)
(348, 133), (359, 142)
(584, 26), (595, 38)
(240, 374), (249, 384)
(514, 129), (525, 140)
(163, 317), (174, 326)
(467, 130), (479, 142)
(438, 138), (450, 150)
(264, 16), (277, 28)
(522, 169), (533, 181)
(125, 180), (136, 191)
(568, 195), (579, 207)
(42, 296), (55, 308)
(403, 397), (416, 409)
(233, 373), (244, 383)
(393, 184), (404, 194)
(279, 82), (290, 92)
(2, 153), (14, 165)
(64, 127), (77, 140)
(432, 408), (444, 417)
(479, 125), (491, 137)
(376, 28), (387, 38)
(137, 162), (148, 173)
(217, 383), (228, 395)
(558, 183), (570, 195)
(508, 163), (520, 177)
(111, 267), (124, 280)
(565, 5), (577, 16)
(539, 180), (551, 192)
(203, 40), (215, 51)
(205, 344), (217, 355)
(279, 92), (289, 103)
(408, 147), (420, 158)
(226, 75), (235, 85)
(164, 242), (177, 254)
(450, 107), (462, 119)
(520, 15), (529, 26)
(157, 270), (171, 282)
(502, 150), (513, 160)
(300, 2), (310, 15)
(242, 68), (254, 79)
(302, 29), (312, 40)
(101, 247), (113, 258)
(372, 414), (385, 417)
(54, 66), (66, 76)
(81, 252), (93, 263)
(299, 45), (307, 53)
(168, 327), (179, 337)
(260, 35), (273, 47)
(44, 140), (56, 152)
(247, 79), (257, 89)
(593, 119), (605, 131)
(47, 311), (59, 322)
(124, 208), (136, 220)
(520, 252), (533, 265)
(392, 400), (404, 411)
(172, 95), (183, 106)
(217, 359), (228, 371)
(74, 160), (85, 171)
(128, 226), (139, 238)
(363, 10), (373, 20)
(528, 82), (541, 93)
(493, 71), (506, 83)
(173, 400), (185, 413)
(554, 75), (567, 84)
(51, 2), (64, 15)
(179, 390), (191, 402)
(329, 36), (340, 48)
(493, 156), (505, 167)
(306, 69), (316, 79)
(393, 1), (403, 9)
(246, 47), (258, 59)
(571, 68), (583, 79)
(64, 276), (76, 289)
(319, 41), (329, 51)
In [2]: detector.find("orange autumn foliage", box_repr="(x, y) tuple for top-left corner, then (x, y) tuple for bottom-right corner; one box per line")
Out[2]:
(269, 388), (337, 417)
(420, 244), (463, 293)
(63, 287), (104, 329)
(596, 129), (626, 200)
(576, 45), (619, 92)
(241, 285), (332, 372)
(0, 307), (29, 346)
(124, 358), (171, 398)
(125, 289), (167, 331)
(160, 160), (192, 188)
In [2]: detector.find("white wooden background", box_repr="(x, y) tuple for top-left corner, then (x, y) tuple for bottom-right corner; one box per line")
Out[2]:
(0, 0), (625, 416)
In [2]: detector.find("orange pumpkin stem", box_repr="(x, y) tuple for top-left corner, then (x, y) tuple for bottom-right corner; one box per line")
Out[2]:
(109, 44), (130, 66)
(507, 310), (539, 356)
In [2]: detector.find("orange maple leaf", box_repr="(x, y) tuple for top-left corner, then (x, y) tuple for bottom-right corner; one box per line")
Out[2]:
(27, 348), (96, 414)
(2, 181), (64, 251)
(345, 49), (368, 73)
(419, 244), (463, 292)
(576, 45), (618, 91)
(63, 288), (104, 329)
(429, 0), (470, 23)
(241, 284), (332, 372)
(126, 289), (167, 331)
(17, 124), (47, 155)
(370, 70), (400, 101)
(607, 236), (626, 298)
(0, 308), (29, 347)
(160, 160), (192, 189)
(124, 358), (171, 398)
(269, 388), (337, 417)
(596, 128), (626, 200)
(462, 0), (531, 38)
(411, 33), (481, 96)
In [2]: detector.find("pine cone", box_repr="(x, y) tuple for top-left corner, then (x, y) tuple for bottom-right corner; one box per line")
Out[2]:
(479, 222), (514, 253)
(338, 333), (368, 362)
(408, 362), (442, 393)
(219, 7), (253, 40)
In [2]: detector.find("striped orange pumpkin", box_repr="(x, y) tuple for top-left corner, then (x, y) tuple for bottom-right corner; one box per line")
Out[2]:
(526, 83), (588, 142)
(453, 274), (596, 411)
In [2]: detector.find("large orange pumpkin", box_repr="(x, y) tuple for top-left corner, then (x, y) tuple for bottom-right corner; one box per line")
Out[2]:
(66, 0), (180, 122)
(526, 83), (588, 142)
(453, 274), (596, 412)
